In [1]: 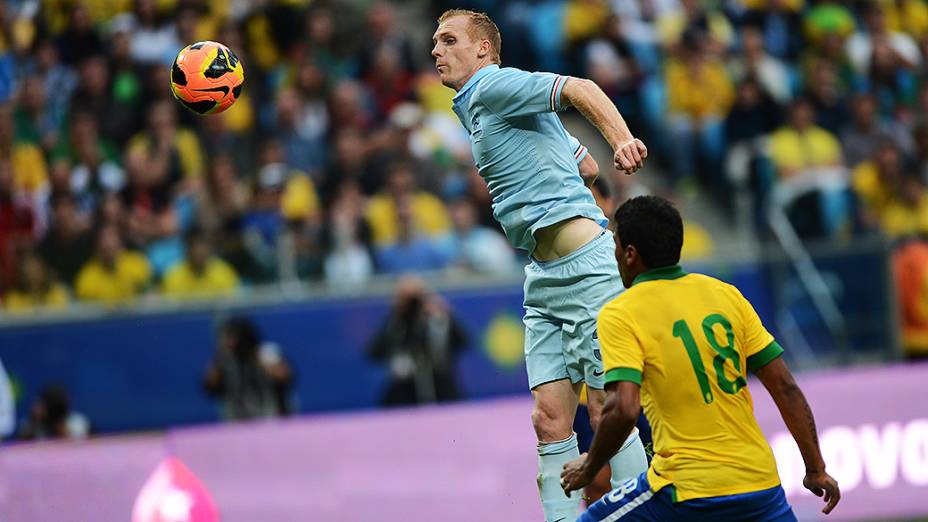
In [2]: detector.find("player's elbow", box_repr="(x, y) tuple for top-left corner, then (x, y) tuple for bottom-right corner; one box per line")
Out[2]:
(566, 77), (596, 91)
(756, 357), (796, 397)
(617, 399), (640, 425)
(578, 153), (599, 184)
(562, 77), (597, 107)
(603, 390), (640, 425)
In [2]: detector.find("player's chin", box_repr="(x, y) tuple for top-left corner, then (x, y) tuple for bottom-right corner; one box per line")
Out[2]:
(437, 72), (454, 88)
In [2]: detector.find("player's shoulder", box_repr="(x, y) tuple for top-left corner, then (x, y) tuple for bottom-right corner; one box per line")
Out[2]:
(685, 273), (756, 314)
(488, 66), (529, 81)
(685, 272), (743, 296)
(601, 287), (643, 320)
(476, 67), (548, 95)
(475, 67), (523, 94)
(685, 272), (729, 288)
(598, 291), (629, 318)
(597, 295), (639, 335)
(636, 271), (745, 303)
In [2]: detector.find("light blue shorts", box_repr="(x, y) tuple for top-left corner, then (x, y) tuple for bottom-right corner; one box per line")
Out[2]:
(523, 230), (621, 390)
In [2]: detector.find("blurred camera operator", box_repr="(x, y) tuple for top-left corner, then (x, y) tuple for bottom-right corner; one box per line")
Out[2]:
(204, 317), (293, 421)
(368, 277), (467, 406)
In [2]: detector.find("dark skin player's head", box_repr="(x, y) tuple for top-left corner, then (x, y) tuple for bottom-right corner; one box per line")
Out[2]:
(613, 196), (684, 288)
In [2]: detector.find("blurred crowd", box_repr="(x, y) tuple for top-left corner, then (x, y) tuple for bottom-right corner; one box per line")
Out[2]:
(3, 0), (928, 316)
(462, 0), (928, 243)
(0, 0), (522, 313)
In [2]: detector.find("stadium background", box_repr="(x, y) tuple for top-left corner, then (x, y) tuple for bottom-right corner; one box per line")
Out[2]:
(0, 0), (925, 520)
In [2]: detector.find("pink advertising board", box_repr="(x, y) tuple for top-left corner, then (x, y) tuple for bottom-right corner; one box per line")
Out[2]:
(0, 363), (926, 521)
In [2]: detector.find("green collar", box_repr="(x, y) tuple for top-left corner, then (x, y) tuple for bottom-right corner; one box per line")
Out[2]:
(632, 265), (687, 286)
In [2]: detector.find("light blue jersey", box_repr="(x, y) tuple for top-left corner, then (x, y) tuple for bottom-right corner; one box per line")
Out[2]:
(452, 64), (607, 253)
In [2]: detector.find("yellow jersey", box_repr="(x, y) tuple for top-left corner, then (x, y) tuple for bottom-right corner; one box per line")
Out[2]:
(879, 194), (928, 239)
(75, 252), (151, 305)
(597, 265), (784, 502)
(162, 258), (240, 300)
(768, 125), (842, 176)
(4, 284), (69, 312)
(366, 192), (452, 246)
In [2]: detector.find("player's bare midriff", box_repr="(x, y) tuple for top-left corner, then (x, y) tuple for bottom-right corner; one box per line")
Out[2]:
(532, 216), (604, 262)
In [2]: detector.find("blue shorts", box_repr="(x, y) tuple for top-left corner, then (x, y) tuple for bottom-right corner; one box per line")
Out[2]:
(578, 472), (796, 522)
(523, 231), (620, 390)
(575, 406), (653, 460)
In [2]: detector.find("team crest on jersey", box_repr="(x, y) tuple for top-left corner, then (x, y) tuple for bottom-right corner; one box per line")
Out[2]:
(471, 113), (482, 137)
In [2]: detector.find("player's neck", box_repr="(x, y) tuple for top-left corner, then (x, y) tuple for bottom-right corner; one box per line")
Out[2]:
(631, 264), (687, 286)
(453, 60), (496, 91)
(625, 263), (652, 287)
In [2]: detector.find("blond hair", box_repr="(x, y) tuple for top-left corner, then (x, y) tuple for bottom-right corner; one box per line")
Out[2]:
(438, 9), (502, 63)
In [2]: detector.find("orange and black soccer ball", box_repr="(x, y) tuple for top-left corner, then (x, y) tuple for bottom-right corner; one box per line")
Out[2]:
(170, 41), (244, 115)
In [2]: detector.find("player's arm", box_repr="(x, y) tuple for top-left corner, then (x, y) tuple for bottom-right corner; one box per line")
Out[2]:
(560, 77), (646, 175)
(561, 380), (639, 494)
(567, 133), (598, 187)
(578, 153), (599, 187)
(755, 357), (841, 514)
(734, 283), (840, 514)
(479, 69), (642, 175)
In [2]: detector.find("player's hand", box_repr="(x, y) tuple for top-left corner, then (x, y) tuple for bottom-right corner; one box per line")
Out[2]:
(614, 138), (647, 175)
(803, 471), (840, 514)
(560, 453), (594, 496)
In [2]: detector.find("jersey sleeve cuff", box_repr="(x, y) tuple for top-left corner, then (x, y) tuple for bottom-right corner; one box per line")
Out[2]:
(747, 341), (784, 373)
(604, 367), (642, 385)
(574, 143), (588, 164)
(550, 75), (567, 112)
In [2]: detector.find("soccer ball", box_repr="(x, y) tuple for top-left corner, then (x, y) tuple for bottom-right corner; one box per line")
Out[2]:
(170, 41), (244, 115)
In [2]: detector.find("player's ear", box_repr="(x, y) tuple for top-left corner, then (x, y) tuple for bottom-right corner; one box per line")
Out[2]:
(625, 245), (639, 267)
(477, 39), (490, 59)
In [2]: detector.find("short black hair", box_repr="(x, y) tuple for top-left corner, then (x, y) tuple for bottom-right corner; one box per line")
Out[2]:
(613, 195), (683, 268)
(40, 385), (71, 424)
(222, 317), (261, 358)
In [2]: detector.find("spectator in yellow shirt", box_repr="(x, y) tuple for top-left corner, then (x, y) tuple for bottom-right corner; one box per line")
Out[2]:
(768, 98), (843, 180)
(657, 0), (734, 54)
(564, 0), (610, 45)
(126, 99), (205, 185)
(664, 30), (734, 190)
(884, 0), (928, 39)
(241, 140), (323, 280)
(768, 98), (850, 238)
(41, 0), (132, 37)
(880, 175), (928, 239)
(75, 225), (151, 305)
(852, 137), (903, 226)
(3, 252), (69, 313)
(162, 227), (240, 299)
(0, 104), (48, 196)
(366, 162), (451, 246)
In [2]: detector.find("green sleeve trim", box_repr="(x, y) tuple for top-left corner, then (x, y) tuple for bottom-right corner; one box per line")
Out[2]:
(747, 341), (784, 373)
(604, 367), (642, 385)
